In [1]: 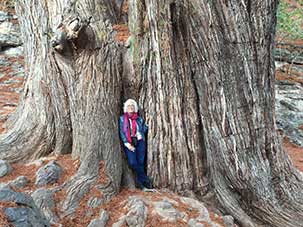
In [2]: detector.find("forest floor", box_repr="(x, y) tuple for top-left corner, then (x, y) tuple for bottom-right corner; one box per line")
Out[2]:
(0, 154), (226, 227)
(274, 34), (303, 171)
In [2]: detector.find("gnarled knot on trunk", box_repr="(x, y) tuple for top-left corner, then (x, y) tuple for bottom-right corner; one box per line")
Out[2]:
(51, 17), (91, 53)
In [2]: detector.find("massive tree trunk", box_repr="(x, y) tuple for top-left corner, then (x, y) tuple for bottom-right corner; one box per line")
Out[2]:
(131, 1), (303, 226)
(1, 0), (303, 226)
(1, 0), (124, 215)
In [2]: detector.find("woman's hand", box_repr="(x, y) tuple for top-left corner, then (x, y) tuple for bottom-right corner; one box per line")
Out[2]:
(125, 143), (135, 152)
(129, 145), (135, 152)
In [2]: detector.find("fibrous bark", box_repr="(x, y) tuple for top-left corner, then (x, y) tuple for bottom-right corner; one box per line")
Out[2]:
(128, 0), (208, 196)
(130, 0), (303, 226)
(0, 0), (124, 212)
(1, 0), (303, 226)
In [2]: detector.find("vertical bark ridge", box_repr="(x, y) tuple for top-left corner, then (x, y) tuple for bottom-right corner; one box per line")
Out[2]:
(129, 0), (207, 195)
(1, 0), (124, 211)
(0, 0), (58, 161)
(188, 0), (303, 226)
(49, 0), (124, 207)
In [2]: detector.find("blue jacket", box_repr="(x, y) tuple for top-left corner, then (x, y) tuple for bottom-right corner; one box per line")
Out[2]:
(119, 115), (148, 144)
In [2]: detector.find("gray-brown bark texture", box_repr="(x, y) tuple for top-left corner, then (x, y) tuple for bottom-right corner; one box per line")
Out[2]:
(129, 0), (303, 226)
(0, 0), (303, 226)
(0, 0), (124, 214)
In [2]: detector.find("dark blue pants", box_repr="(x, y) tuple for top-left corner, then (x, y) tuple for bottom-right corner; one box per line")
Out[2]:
(124, 139), (150, 186)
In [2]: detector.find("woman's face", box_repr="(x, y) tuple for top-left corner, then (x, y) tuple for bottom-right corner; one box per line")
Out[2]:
(127, 104), (135, 113)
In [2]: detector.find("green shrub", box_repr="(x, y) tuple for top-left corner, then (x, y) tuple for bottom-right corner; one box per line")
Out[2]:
(277, 1), (303, 40)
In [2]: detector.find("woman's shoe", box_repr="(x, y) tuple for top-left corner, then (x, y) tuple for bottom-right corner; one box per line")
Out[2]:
(143, 181), (153, 189)
(137, 183), (145, 190)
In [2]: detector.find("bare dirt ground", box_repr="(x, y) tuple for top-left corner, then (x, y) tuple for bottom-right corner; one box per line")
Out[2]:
(0, 55), (24, 133)
(0, 154), (226, 226)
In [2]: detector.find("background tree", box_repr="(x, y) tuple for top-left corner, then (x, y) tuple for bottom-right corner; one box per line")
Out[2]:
(1, 0), (303, 226)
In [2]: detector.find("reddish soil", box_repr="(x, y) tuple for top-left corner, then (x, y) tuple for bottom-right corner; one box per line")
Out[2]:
(275, 62), (303, 171)
(275, 69), (303, 84)
(0, 202), (16, 227)
(283, 137), (303, 172)
(0, 153), (225, 226)
(0, 55), (25, 134)
(0, 162), (40, 192)
(0, 154), (80, 191)
(275, 36), (303, 46)
(101, 189), (225, 227)
(58, 161), (106, 227)
(0, 154), (82, 226)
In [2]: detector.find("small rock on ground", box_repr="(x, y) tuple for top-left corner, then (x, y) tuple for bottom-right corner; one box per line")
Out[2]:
(0, 159), (12, 177)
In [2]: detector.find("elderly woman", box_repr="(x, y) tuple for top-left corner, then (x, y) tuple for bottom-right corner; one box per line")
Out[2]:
(119, 99), (152, 189)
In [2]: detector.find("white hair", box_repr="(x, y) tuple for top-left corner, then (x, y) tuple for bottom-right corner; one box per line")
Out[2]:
(123, 99), (138, 113)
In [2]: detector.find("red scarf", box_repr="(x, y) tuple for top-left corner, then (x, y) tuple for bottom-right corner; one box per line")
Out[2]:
(123, 112), (138, 143)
